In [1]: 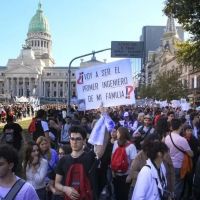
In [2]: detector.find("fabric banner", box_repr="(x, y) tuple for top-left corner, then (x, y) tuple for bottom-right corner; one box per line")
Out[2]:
(75, 59), (135, 110)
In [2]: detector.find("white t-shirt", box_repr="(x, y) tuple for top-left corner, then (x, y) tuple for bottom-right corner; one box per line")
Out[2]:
(26, 158), (48, 190)
(0, 177), (39, 200)
(112, 141), (137, 175)
(41, 120), (49, 132)
(165, 132), (191, 168)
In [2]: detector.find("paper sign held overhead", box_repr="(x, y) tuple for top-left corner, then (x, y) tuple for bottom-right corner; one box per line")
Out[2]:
(75, 59), (135, 110)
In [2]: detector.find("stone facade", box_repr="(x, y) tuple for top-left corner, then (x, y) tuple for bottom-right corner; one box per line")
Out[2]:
(145, 16), (200, 104)
(0, 3), (103, 103)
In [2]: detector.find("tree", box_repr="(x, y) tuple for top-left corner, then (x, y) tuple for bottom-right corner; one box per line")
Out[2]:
(153, 70), (187, 100)
(138, 85), (155, 99)
(138, 71), (187, 100)
(176, 41), (200, 69)
(164, 0), (200, 40)
(164, 0), (200, 69)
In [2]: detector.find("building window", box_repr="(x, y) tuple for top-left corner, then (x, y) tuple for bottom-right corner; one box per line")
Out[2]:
(183, 79), (187, 88)
(54, 83), (56, 87)
(192, 78), (194, 89)
(41, 41), (43, 47)
(47, 73), (51, 76)
(54, 91), (56, 97)
(72, 73), (75, 76)
(197, 76), (200, 88)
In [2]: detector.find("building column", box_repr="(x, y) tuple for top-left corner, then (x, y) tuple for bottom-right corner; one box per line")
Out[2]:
(38, 75), (42, 97)
(16, 78), (19, 96)
(42, 81), (44, 96)
(35, 78), (39, 96)
(22, 78), (25, 96)
(56, 82), (59, 98)
(5, 78), (9, 94)
(29, 78), (32, 96)
(43, 81), (46, 97)
(62, 81), (65, 98)
(50, 81), (53, 97)
(11, 78), (14, 97)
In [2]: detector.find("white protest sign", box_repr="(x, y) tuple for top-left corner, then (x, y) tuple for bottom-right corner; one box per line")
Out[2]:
(171, 100), (181, 108)
(160, 100), (168, 108)
(76, 59), (135, 110)
(181, 102), (191, 111)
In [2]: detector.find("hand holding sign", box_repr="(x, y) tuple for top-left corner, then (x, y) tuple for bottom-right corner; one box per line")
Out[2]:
(99, 102), (106, 114)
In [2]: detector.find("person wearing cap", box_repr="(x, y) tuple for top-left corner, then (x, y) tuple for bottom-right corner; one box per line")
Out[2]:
(119, 112), (138, 133)
(132, 114), (155, 150)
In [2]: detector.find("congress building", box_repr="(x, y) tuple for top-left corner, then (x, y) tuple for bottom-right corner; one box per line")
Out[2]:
(0, 2), (103, 104)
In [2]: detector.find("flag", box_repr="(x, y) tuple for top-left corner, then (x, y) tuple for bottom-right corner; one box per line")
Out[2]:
(88, 113), (115, 145)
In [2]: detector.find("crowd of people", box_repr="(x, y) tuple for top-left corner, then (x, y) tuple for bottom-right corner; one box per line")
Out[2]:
(0, 104), (200, 200)
(0, 103), (35, 123)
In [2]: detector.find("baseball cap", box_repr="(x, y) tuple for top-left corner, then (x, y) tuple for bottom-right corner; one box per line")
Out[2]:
(124, 112), (129, 117)
(144, 114), (152, 120)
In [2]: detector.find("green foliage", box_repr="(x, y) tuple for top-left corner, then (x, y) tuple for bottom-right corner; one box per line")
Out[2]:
(138, 71), (187, 100)
(176, 41), (200, 69)
(0, 118), (31, 133)
(154, 71), (187, 100)
(138, 85), (155, 99)
(164, 0), (200, 69)
(164, 0), (200, 41)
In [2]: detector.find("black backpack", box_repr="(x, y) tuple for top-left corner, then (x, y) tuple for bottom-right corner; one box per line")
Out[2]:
(133, 125), (153, 150)
(32, 120), (45, 141)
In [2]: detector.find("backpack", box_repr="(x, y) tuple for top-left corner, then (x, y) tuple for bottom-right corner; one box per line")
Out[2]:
(133, 125), (153, 150)
(28, 118), (36, 134)
(32, 120), (45, 141)
(111, 142), (130, 173)
(65, 163), (93, 200)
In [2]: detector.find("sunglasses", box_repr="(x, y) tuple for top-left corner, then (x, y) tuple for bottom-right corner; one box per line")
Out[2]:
(70, 137), (83, 141)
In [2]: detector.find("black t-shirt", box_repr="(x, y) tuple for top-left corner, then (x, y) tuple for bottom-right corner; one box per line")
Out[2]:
(56, 150), (98, 199)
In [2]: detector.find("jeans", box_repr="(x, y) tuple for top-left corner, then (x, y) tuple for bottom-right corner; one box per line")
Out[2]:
(113, 175), (130, 200)
(36, 187), (46, 200)
(174, 168), (184, 200)
(128, 186), (134, 200)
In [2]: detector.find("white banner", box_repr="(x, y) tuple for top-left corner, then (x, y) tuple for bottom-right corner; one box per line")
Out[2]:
(76, 59), (135, 110)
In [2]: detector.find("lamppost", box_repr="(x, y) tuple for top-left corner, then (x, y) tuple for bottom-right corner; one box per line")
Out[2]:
(67, 48), (111, 112)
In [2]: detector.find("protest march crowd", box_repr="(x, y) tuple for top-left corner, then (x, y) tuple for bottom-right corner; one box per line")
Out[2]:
(0, 103), (200, 200)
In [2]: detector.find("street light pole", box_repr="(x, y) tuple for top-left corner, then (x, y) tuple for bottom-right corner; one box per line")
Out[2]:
(67, 48), (111, 112)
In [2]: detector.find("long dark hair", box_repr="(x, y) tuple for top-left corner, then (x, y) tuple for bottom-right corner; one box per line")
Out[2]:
(155, 117), (169, 139)
(23, 141), (41, 172)
(117, 127), (130, 146)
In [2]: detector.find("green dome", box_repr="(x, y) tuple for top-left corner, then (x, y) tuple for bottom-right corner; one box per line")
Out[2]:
(28, 3), (50, 34)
